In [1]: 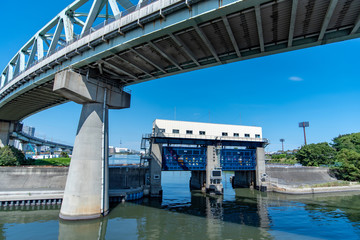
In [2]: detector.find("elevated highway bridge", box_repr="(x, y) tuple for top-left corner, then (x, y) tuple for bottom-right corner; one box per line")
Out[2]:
(1, 0), (360, 121)
(1, 0), (359, 220)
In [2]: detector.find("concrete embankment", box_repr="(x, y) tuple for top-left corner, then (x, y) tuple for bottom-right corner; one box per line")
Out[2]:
(265, 165), (360, 194)
(0, 166), (147, 206)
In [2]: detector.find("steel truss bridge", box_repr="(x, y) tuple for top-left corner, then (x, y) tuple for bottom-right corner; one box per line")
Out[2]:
(1, 0), (360, 121)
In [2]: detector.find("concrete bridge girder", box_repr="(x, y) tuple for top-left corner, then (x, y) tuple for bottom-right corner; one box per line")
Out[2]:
(54, 70), (130, 220)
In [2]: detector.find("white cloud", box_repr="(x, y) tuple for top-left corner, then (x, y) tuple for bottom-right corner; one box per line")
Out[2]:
(289, 76), (303, 81)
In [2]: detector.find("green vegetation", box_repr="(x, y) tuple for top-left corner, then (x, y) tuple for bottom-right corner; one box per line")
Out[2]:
(295, 133), (360, 182)
(0, 145), (70, 166)
(295, 142), (336, 166)
(268, 153), (298, 165)
(0, 146), (34, 166)
(60, 151), (69, 158)
(332, 132), (360, 153)
(33, 157), (71, 166)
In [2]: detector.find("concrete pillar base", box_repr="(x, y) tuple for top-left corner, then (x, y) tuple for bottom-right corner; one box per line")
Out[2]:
(54, 70), (131, 220)
(0, 121), (13, 147)
(232, 171), (255, 188)
(59, 102), (109, 220)
(190, 171), (206, 192)
(149, 143), (162, 198)
(205, 146), (223, 195)
(256, 147), (266, 191)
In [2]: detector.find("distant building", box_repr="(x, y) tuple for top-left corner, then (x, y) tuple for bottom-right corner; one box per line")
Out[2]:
(152, 119), (262, 139)
(109, 146), (115, 154)
(115, 147), (131, 153)
(23, 126), (35, 137)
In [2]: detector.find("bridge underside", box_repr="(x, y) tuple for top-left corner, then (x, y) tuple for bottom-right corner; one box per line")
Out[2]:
(0, 81), (67, 121)
(1, 0), (360, 121)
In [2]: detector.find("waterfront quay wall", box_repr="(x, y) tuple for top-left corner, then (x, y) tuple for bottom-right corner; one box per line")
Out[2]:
(266, 165), (337, 187)
(0, 166), (147, 206)
(0, 166), (146, 190)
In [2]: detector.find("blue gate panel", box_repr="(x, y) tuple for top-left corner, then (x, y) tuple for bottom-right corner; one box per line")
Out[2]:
(220, 149), (256, 171)
(162, 147), (256, 171)
(162, 147), (207, 171)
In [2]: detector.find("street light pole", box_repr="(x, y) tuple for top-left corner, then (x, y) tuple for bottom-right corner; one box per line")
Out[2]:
(298, 122), (309, 145)
(280, 139), (285, 152)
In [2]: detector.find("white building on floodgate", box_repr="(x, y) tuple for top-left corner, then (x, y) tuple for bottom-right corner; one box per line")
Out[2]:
(152, 119), (262, 140)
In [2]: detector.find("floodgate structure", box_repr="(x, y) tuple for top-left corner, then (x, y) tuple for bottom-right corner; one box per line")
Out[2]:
(0, 0), (359, 220)
(142, 119), (268, 196)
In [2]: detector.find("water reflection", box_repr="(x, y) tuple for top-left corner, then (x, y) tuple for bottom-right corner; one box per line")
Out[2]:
(1, 171), (360, 239)
(58, 218), (108, 240)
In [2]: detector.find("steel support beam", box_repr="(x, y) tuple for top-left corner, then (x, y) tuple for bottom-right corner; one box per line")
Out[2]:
(48, 19), (64, 55)
(148, 42), (182, 70)
(255, 5), (265, 52)
(63, 14), (75, 42)
(288, 0), (298, 47)
(37, 37), (44, 60)
(193, 25), (220, 62)
(117, 0), (134, 9)
(130, 48), (166, 74)
(114, 55), (153, 77)
(351, 13), (360, 35)
(222, 16), (241, 57)
(100, 60), (137, 79)
(81, 0), (106, 35)
(169, 33), (200, 66)
(318, 0), (338, 41)
(27, 39), (37, 67)
(108, 0), (121, 19)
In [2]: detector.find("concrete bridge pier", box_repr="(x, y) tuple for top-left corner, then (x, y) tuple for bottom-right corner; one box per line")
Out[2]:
(233, 171), (255, 188)
(189, 171), (206, 192)
(0, 121), (15, 147)
(35, 144), (42, 155)
(149, 142), (162, 197)
(205, 146), (223, 194)
(54, 70), (130, 220)
(255, 147), (267, 191)
(50, 147), (56, 155)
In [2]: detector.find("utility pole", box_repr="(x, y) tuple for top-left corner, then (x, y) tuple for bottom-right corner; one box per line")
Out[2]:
(298, 122), (309, 145)
(280, 139), (285, 152)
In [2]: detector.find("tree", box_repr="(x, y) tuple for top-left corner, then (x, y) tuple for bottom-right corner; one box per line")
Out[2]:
(60, 151), (69, 158)
(0, 146), (32, 166)
(332, 149), (360, 181)
(332, 133), (360, 154)
(295, 142), (336, 166)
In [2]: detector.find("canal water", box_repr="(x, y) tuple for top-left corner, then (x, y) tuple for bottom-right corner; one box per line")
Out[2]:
(1, 156), (360, 239)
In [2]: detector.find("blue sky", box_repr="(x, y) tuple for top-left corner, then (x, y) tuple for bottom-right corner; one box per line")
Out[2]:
(1, 1), (359, 152)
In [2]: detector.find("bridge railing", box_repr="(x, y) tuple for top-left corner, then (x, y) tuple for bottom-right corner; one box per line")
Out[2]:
(151, 132), (269, 143)
(0, 0), (164, 91)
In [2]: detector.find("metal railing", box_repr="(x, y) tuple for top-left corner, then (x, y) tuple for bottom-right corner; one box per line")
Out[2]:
(151, 132), (269, 143)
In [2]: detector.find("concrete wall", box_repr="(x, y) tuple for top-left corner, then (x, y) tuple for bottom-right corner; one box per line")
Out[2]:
(266, 166), (337, 187)
(0, 166), (147, 191)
